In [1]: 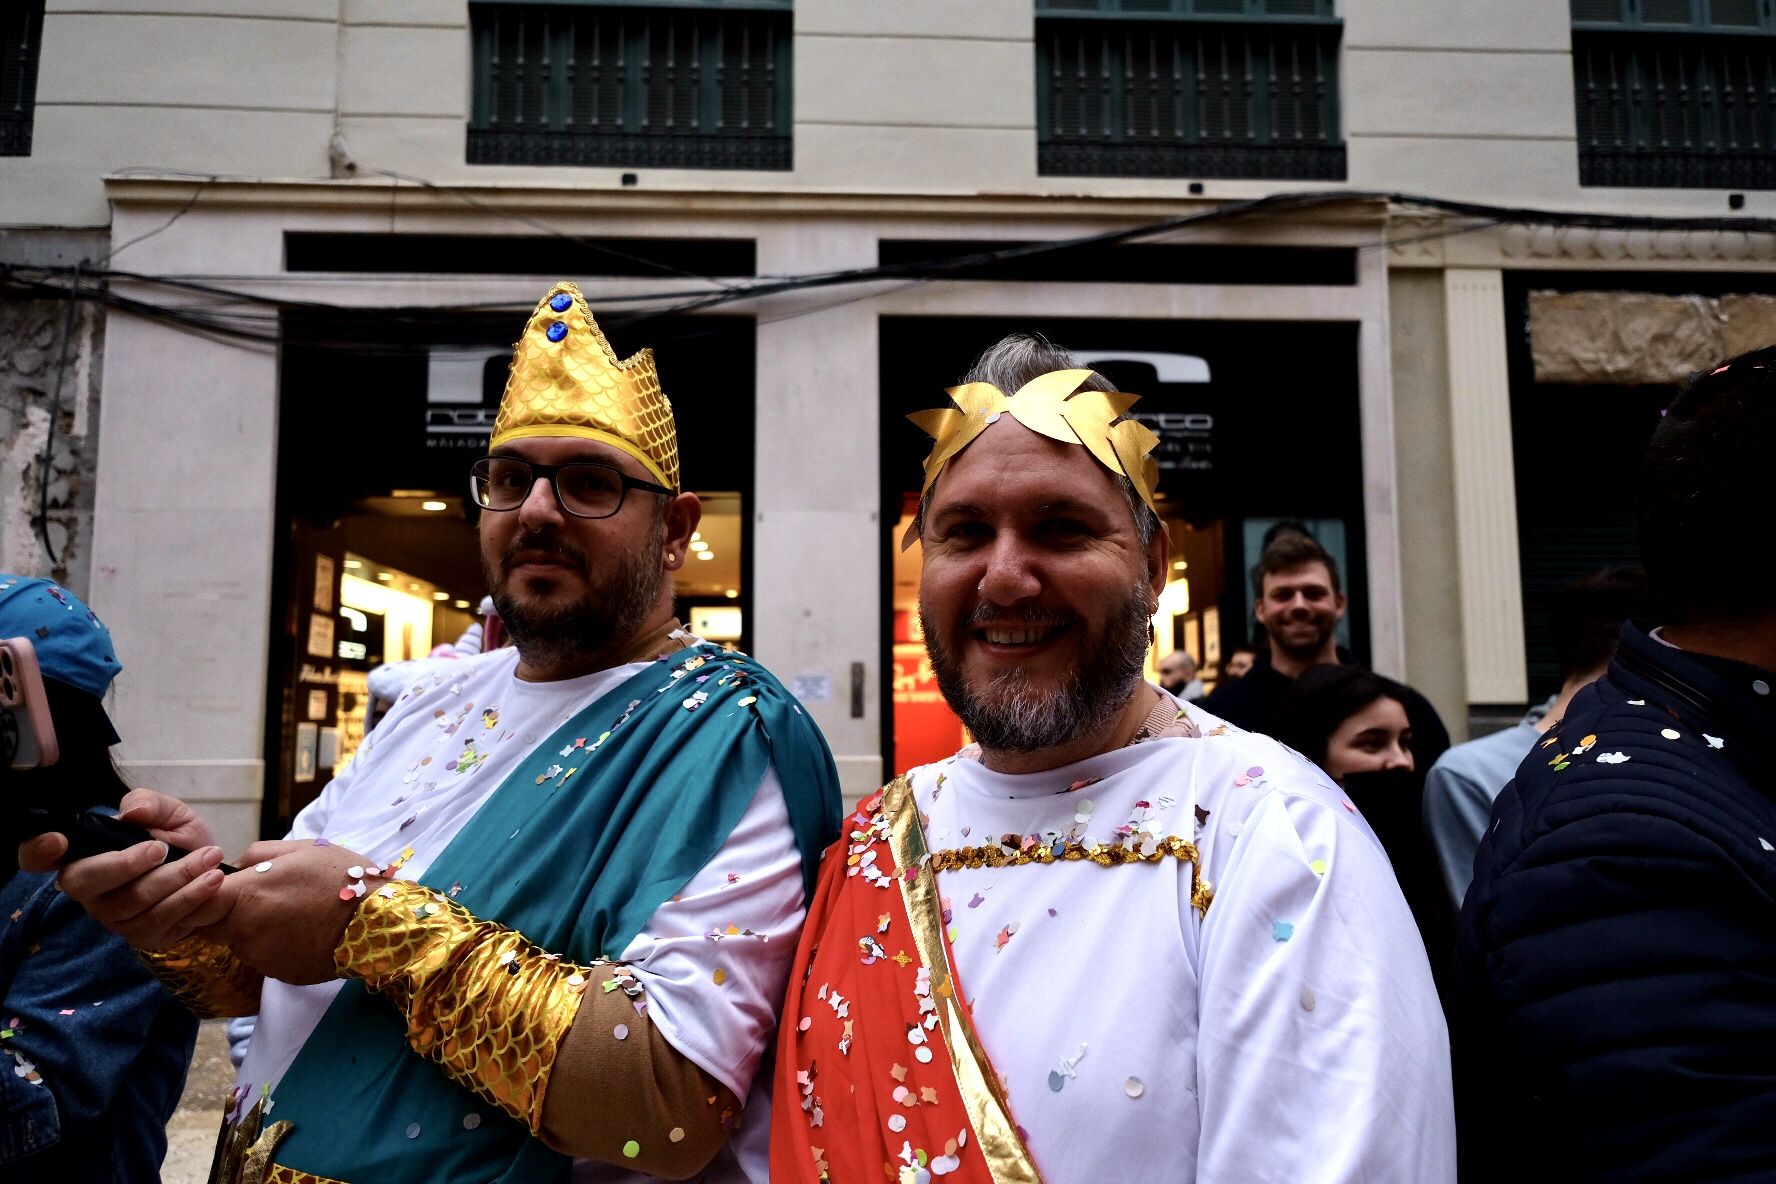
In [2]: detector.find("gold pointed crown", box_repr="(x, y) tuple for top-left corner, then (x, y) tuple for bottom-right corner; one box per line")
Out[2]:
(490, 281), (679, 491)
(903, 368), (1161, 550)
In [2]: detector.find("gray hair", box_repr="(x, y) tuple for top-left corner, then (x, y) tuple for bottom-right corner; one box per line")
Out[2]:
(915, 333), (1161, 548)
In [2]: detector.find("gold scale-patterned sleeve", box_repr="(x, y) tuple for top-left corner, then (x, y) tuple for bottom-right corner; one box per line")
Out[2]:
(139, 934), (264, 1019)
(335, 879), (589, 1136)
(335, 880), (740, 1174)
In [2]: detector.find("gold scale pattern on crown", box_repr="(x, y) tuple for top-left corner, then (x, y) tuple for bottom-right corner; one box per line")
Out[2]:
(491, 281), (680, 492)
(902, 368), (1162, 549)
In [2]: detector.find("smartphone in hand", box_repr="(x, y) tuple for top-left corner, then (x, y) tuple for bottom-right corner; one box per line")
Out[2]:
(2, 636), (231, 870)
(1, 635), (59, 771)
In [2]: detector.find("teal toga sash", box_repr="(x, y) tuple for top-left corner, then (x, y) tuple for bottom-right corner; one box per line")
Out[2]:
(266, 644), (841, 1182)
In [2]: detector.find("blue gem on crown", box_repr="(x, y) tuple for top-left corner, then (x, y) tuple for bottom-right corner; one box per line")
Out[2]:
(546, 321), (568, 343)
(549, 293), (573, 313)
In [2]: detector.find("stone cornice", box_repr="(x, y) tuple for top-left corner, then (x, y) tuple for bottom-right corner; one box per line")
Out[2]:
(1386, 210), (1776, 271)
(101, 174), (1391, 227)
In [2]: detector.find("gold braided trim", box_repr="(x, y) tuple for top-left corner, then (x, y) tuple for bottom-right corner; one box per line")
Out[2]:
(139, 933), (262, 1019)
(926, 834), (1199, 872)
(265, 1165), (348, 1184)
(335, 879), (600, 1136)
(924, 835), (1213, 915)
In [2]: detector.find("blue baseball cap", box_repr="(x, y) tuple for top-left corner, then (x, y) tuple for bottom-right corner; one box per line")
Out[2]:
(0, 576), (123, 698)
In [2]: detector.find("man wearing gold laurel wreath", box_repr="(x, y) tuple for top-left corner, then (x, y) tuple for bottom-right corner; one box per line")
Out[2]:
(771, 336), (1454, 1184)
(22, 284), (842, 1184)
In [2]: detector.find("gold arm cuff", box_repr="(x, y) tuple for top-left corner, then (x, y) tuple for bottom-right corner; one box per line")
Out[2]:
(140, 934), (262, 1019)
(264, 1165), (348, 1184)
(334, 880), (599, 1135)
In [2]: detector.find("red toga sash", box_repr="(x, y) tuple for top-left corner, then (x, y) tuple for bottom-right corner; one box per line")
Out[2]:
(771, 776), (1044, 1184)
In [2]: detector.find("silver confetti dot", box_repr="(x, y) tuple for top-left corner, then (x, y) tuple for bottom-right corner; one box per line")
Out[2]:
(405, 1122), (421, 1139)
(888, 1114), (907, 1133)
(915, 1046), (933, 1063)
(347, 865), (365, 879)
(613, 1024), (629, 1040)
(462, 1113), (482, 1130)
(1661, 728), (1681, 740)
(1124, 1077), (1145, 1098)
(1300, 988), (1316, 1011)
(253, 861), (273, 874)
(1756, 680), (1771, 696)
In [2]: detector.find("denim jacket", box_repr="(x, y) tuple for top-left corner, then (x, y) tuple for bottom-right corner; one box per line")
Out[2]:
(0, 866), (198, 1182)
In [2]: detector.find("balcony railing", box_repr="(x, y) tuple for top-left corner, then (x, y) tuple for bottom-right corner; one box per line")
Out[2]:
(468, 2), (791, 171)
(1037, 18), (1346, 180)
(1574, 31), (1776, 188)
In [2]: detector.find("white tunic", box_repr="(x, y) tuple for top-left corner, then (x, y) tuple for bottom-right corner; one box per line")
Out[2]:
(907, 699), (1455, 1183)
(235, 646), (804, 1183)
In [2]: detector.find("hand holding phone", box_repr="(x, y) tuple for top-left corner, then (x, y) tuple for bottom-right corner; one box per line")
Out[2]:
(4, 636), (235, 872)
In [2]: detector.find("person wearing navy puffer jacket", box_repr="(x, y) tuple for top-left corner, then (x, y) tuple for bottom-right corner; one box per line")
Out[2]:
(1455, 345), (1776, 1182)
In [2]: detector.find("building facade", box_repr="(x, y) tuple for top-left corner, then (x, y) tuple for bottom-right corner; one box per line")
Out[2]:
(4, 0), (1775, 850)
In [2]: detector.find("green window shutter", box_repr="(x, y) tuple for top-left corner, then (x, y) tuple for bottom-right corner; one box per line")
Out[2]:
(1037, 9), (1345, 179)
(468, 2), (790, 169)
(0, 0), (43, 157)
(1574, 29), (1776, 186)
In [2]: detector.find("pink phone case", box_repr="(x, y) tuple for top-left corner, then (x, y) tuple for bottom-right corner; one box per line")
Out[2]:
(0, 636), (60, 769)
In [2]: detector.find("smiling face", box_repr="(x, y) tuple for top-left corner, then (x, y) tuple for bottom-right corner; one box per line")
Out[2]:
(477, 435), (699, 678)
(1255, 560), (1346, 663)
(1322, 694), (1414, 785)
(916, 418), (1165, 756)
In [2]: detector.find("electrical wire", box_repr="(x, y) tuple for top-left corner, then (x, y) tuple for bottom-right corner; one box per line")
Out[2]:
(7, 188), (1776, 358)
(36, 261), (82, 566)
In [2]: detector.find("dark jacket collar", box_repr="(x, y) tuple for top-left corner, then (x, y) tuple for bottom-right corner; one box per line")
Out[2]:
(1610, 621), (1776, 777)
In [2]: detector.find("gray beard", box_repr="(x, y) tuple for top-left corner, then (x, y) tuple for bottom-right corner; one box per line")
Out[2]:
(923, 582), (1154, 755)
(484, 515), (666, 671)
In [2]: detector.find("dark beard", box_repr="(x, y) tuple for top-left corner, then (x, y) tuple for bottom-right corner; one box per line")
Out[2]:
(483, 515), (667, 671)
(922, 582), (1153, 755)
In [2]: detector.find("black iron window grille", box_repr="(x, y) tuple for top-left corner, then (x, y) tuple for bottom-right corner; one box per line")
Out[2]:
(1036, 0), (1345, 180)
(1572, 0), (1776, 188)
(1, 1), (43, 158)
(468, 1), (791, 171)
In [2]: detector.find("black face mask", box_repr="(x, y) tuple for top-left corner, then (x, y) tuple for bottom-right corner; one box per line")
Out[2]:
(1339, 767), (1431, 873)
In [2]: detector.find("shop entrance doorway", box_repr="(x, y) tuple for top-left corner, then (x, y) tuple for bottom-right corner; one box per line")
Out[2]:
(265, 310), (755, 837)
(878, 316), (1364, 777)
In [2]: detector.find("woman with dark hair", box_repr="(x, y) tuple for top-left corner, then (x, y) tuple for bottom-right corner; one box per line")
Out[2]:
(1276, 664), (1454, 995)
(0, 576), (197, 1182)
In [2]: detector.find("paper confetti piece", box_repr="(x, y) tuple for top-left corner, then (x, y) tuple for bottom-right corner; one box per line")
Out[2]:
(1124, 1077), (1145, 1098)
(669, 1127), (685, 1143)
(1272, 920), (1294, 942)
(1596, 752), (1630, 764)
(1308, 859), (1328, 876)
(1661, 728), (1681, 741)
(463, 1113), (482, 1130)
(405, 1122), (421, 1139)
(1705, 734), (1725, 749)
(713, 967), (727, 986)
(623, 1139), (641, 1158)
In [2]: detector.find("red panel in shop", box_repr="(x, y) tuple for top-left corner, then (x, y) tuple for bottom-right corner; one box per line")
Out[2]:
(891, 610), (965, 773)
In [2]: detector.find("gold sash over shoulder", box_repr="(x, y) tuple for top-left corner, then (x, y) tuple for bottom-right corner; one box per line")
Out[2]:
(885, 776), (1046, 1184)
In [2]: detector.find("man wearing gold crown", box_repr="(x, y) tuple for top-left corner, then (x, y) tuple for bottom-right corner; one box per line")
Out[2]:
(23, 283), (842, 1184)
(770, 336), (1454, 1184)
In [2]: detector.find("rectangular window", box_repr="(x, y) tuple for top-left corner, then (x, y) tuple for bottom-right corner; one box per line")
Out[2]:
(1572, 0), (1776, 188)
(1, 1), (43, 158)
(468, 1), (791, 171)
(1036, 0), (1346, 180)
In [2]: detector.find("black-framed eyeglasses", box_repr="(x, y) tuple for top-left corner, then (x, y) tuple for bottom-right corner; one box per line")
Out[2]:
(469, 456), (673, 520)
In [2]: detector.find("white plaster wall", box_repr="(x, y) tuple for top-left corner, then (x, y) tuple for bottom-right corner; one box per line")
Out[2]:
(750, 223), (884, 804)
(89, 309), (279, 857)
(12, 0), (1776, 229)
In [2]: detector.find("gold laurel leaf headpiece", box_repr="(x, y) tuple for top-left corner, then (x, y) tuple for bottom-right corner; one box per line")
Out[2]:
(902, 368), (1161, 550)
(490, 281), (680, 492)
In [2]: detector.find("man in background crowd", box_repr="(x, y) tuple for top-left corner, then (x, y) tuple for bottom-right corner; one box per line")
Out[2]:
(1457, 347), (1776, 1181)
(1157, 649), (1205, 700)
(1202, 529), (1450, 776)
(1424, 566), (1645, 910)
(1221, 645), (1256, 681)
